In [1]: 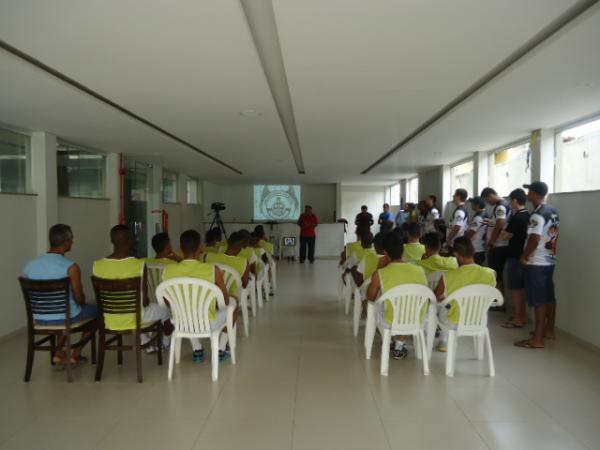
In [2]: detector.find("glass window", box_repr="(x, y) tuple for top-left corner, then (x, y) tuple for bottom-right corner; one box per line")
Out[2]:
(490, 142), (531, 197)
(556, 117), (600, 193)
(390, 183), (400, 206)
(406, 177), (419, 203)
(450, 160), (474, 198)
(0, 128), (29, 194)
(187, 177), (200, 204)
(162, 170), (178, 203)
(57, 142), (105, 198)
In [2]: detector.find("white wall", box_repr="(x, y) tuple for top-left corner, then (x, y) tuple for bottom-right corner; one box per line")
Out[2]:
(163, 203), (204, 249)
(0, 194), (37, 336)
(339, 185), (385, 225)
(418, 167), (443, 206)
(549, 191), (600, 347)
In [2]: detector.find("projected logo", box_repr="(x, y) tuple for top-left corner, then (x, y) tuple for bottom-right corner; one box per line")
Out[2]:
(254, 185), (301, 221)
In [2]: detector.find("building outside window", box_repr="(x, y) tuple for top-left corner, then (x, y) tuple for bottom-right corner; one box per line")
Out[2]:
(450, 159), (474, 197)
(406, 177), (419, 203)
(490, 142), (531, 197)
(390, 183), (400, 206)
(57, 142), (105, 198)
(0, 128), (29, 194)
(187, 177), (200, 204)
(555, 116), (600, 193)
(162, 170), (178, 203)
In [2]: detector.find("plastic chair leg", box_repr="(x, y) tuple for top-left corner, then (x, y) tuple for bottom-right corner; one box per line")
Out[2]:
(249, 281), (257, 317)
(229, 326), (237, 365)
(485, 329), (495, 377)
(241, 293), (249, 337)
(167, 337), (176, 380)
(380, 329), (391, 376)
(210, 334), (220, 381)
(415, 333), (422, 360)
(257, 281), (264, 308)
(475, 335), (484, 361)
(344, 285), (352, 315)
(446, 330), (457, 377)
(175, 337), (182, 364)
(365, 305), (376, 359)
(352, 291), (361, 337)
(426, 305), (437, 360)
(420, 330), (430, 375)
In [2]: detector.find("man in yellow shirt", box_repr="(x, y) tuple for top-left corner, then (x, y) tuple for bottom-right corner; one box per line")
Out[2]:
(146, 232), (181, 265)
(163, 229), (234, 363)
(403, 222), (426, 263)
(417, 233), (458, 274)
(434, 237), (496, 351)
(205, 231), (250, 299)
(367, 232), (428, 359)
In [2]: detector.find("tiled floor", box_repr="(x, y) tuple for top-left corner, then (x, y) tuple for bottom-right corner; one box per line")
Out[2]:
(1, 260), (599, 450)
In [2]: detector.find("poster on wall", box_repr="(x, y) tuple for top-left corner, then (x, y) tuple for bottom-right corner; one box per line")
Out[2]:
(253, 185), (301, 221)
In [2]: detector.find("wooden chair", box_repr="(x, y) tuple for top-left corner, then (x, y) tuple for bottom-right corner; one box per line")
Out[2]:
(91, 276), (163, 383)
(19, 277), (97, 383)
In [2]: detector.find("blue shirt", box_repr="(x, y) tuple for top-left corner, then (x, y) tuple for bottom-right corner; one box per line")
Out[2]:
(24, 253), (80, 320)
(379, 211), (394, 231)
(395, 210), (409, 228)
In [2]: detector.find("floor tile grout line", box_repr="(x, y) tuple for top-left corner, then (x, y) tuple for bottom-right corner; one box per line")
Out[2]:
(290, 352), (302, 450)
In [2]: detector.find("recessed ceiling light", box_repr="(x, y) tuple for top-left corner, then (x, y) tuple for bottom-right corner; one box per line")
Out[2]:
(240, 109), (262, 117)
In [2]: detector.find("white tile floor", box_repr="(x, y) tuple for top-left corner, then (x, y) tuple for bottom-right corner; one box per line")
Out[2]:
(1, 260), (599, 450)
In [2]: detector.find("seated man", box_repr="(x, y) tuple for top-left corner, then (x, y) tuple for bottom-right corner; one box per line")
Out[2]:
(339, 226), (370, 267)
(163, 229), (235, 363)
(417, 232), (458, 274)
(93, 225), (171, 350)
(205, 231), (250, 302)
(203, 228), (223, 254)
(367, 232), (428, 360)
(402, 222), (426, 263)
(350, 231), (379, 288)
(24, 224), (97, 366)
(237, 229), (258, 277)
(434, 237), (496, 352)
(146, 232), (181, 265)
(254, 225), (274, 255)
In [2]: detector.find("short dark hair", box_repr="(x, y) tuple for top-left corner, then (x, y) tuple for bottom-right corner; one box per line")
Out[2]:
(468, 196), (486, 209)
(383, 232), (404, 260)
(180, 229), (201, 253)
(373, 232), (385, 253)
(361, 231), (374, 248)
(406, 222), (421, 238)
(49, 224), (73, 248)
(453, 236), (474, 258)
(509, 188), (527, 205)
(454, 189), (468, 201)
(422, 232), (441, 251)
(428, 195), (437, 204)
(480, 187), (497, 198)
(253, 225), (265, 236)
(110, 224), (130, 244)
(227, 231), (245, 247)
(151, 232), (170, 254)
(305, 205), (312, 209)
(361, 205), (368, 210)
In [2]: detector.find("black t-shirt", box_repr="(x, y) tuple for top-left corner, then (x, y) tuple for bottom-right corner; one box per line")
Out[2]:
(506, 208), (530, 258)
(355, 212), (374, 228)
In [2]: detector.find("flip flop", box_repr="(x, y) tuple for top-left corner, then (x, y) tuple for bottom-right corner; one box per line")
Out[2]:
(529, 331), (556, 340)
(501, 321), (525, 329)
(514, 340), (544, 349)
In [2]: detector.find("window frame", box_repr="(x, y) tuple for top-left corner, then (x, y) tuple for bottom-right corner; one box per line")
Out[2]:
(487, 138), (531, 197)
(162, 169), (178, 204)
(0, 126), (31, 195)
(186, 177), (200, 205)
(449, 157), (474, 197)
(56, 140), (107, 199)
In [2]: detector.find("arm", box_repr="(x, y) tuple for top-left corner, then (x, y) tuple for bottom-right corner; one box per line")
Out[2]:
(68, 263), (86, 305)
(350, 266), (364, 287)
(366, 272), (381, 302)
(214, 266), (230, 306)
(500, 230), (513, 241)
(520, 234), (540, 265)
(447, 225), (461, 246)
(434, 276), (445, 301)
(241, 265), (250, 288)
(488, 218), (506, 248)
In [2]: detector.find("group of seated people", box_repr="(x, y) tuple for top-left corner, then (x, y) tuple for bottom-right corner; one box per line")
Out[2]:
(23, 223), (275, 369)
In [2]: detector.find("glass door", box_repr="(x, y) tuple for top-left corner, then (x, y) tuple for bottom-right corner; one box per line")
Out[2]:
(124, 159), (151, 257)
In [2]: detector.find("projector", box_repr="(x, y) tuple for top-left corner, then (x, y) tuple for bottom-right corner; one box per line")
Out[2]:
(211, 202), (226, 211)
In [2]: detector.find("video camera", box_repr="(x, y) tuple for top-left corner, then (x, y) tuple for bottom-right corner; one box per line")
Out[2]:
(211, 202), (226, 212)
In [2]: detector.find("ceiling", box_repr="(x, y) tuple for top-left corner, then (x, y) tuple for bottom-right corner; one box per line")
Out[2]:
(0, 0), (598, 184)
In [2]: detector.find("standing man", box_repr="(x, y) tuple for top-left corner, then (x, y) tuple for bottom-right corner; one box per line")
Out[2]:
(446, 189), (469, 252)
(378, 203), (394, 234)
(355, 205), (374, 229)
(422, 195), (441, 234)
(481, 187), (511, 296)
(515, 182), (559, 349)
(297, 205), (319, 264)
(465, 196), (488, 265)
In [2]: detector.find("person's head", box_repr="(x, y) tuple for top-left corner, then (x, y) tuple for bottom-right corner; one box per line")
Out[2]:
(425, 195), (437, 208)
(211, 228), (222, 243)
(360, 230), (374, 249)
(305, 205), (313, 215)
(452, 236), (475, 265)
(383, 203), (390, 212)
(453, 189), (468, 204)
(383, 231), (404, 261)
(361, 205), (368, 213)
(238, 229), (251, 247)
(226, 231), (245, 256)
(205, 228), (217, 246)
(417, 200), (427, 214)
(509, 188), (527, 209)
(151, 232), (172, 257)
(405, 203), (415, 212)
(468, 196), (486, 213)
(110, 224), (132, 252)
(49, 224), (74, 253)
(422, 232), (441, 256)
(373, 232), (385, 255)
(180, 229), (201, 258)
(249, 231), (261, 247)
(253, 225), (266, 239)
(523, 181), (548, 206)
(480, 187), (500, 206)
(406, 222), (421, 242)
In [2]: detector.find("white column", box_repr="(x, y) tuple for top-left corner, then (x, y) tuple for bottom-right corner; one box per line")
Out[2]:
(399, 179), (408, 208)
(530, 129), (555, 192)
(335, 182), (342, 220)
(474, 151), (489, 195)
(105, 153), (121, 228)
(30, 132), (57, 254)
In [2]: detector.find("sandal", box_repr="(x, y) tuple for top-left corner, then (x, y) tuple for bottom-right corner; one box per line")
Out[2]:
(501, 321), (525, 329)
(514, 340), (544, 349)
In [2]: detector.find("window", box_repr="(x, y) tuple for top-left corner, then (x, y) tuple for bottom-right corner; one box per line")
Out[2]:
(490, 142), (531, 197)
(186, 177), (200, 204)
(450, 160), (474, 198)
(556, 116), (600, 193)
(0, 128), (29, 193)
(406, 177), (419, 203)
(57, 142), (105, 198)
(390, 183), (400, 205)
(162, 170), (178, 203)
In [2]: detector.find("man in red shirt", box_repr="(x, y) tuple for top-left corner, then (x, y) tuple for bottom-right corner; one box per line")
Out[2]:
(297, 205), (319, 264)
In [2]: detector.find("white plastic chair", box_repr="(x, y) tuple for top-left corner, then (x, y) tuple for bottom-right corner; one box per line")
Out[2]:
(265, 252), (277, 295)
(364, 284), (435, 376)
(146, 263), (165, 304)
(352, 276), (371, 337)
(216, 264), (250, 337)
(255, 254), (270, 308)
(440, 284), (503, 377)
(156, 278), (236, 381)
(424, 271), (444, 359)
(248, 274), (257, 316)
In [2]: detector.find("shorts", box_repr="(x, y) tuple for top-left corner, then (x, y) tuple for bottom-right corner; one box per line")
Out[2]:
(505, 257), (525, 290)
(523, 265), (555, 307)
(487, 246), (508, 282)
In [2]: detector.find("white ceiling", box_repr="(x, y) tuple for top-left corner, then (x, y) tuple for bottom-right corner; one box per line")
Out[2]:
(0, 0), (598, 184)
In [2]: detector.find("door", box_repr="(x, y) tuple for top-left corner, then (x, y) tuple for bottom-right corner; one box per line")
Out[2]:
(124, 159), (150, 257)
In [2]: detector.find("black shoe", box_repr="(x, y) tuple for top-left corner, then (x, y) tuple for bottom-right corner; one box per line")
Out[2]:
(299, 260), (305, 264)
(391, 347), (409, 360)
(309, 260), (314, 264)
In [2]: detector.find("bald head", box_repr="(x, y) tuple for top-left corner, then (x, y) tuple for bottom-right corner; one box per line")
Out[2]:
(110, 224), (132, 250)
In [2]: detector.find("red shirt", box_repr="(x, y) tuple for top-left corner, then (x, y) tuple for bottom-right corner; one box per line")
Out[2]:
(298, 213), (319, 238)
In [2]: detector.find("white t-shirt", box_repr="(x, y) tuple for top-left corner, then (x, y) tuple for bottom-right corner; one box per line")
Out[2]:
(486, 201), (510, 248)
(526, 203), (559, 266)
(468, 212), (488, 253)
(448, 205), (469, 244)
(423, 208), (440, 234)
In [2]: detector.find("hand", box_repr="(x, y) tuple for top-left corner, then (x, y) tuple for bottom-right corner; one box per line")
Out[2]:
(520, 256), (528, 265)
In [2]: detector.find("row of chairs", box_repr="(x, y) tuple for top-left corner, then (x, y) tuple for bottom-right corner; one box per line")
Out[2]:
(339, 260), (503, 377)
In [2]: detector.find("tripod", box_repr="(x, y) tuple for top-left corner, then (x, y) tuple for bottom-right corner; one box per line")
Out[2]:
(209, 210), (227, 239)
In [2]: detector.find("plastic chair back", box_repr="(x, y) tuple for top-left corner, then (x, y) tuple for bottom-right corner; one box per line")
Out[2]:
(146, 263), (165, 304)
(215, 264), (242, 297)
(445, 285), (503, 334)
(375, 284), (435, 333)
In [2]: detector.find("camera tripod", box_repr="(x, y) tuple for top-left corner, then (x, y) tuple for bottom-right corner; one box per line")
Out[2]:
(208, 209), (227, 238)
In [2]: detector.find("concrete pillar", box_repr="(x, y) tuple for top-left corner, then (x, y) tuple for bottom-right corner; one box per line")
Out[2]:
(474, 151), (489, 195)
(335, 182), (342, 220)
(530, 129), (555, 192)
(399, 179), (408, 208)
(30, 132), (57, 254)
